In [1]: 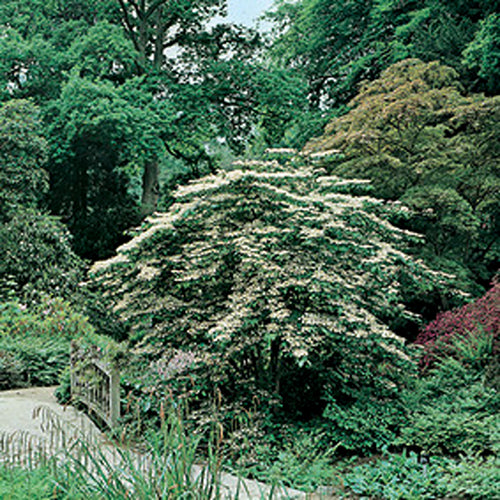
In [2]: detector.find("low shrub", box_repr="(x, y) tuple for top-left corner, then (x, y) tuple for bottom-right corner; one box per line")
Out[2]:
(398, 390), (499, 456)
(0, 209), (84, 302)
(0, 297), (94, 340)
(0, 336), (69, 389)
(0, 350), (25, 390)
(0, 297), (96, 390)
(399, 333), (499, 456)
(443, 455), (500, 499)
(416, 279), (499, 370)
(55, 367), (72, 404)
(233, 427), (340, 492)
(323, 393), (407, 454)
(340, 453), (500, 500)
(341, 451), (448, 499)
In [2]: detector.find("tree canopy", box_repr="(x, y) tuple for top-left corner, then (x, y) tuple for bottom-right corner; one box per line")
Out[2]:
(306, 59), (499, 289)
(265, 0), (500, 147)
(90, 155), (455, 421)
(0, 99), (48, 221)
(0, 0), (307, 258)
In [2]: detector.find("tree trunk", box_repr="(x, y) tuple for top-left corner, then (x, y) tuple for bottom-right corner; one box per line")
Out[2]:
(141, 161), (160, 217)
(154, 6), (166, 71)
(138, 15), (148, 70)
(270, 337), (282, 397)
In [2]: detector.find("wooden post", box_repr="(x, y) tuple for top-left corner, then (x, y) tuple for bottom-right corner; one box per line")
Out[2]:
(69, 341), (120, 429)
(109, 367), (120, 427)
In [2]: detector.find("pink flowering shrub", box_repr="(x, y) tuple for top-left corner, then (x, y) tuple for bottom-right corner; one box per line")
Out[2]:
(416, 278), (499, 370)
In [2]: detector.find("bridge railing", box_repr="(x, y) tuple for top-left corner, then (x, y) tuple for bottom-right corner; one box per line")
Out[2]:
(70, 341), (120, 428)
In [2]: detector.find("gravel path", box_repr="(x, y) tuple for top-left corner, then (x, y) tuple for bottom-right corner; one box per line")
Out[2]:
(0, 386), (310, 499)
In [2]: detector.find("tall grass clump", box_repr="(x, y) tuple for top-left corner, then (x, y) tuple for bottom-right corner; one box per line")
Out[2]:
(57, 402), (227, 499)
(0, 401), (283, 499)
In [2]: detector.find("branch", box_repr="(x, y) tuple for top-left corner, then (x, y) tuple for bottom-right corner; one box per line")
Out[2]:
(472, 235), (498, 261)
(153, 5), (166, 70)
(146, 0), (168, 19)
(117, 0), (140, 51)
(164, 142), (204, 165)
(217, 94), (284, 121)
(129, 0), (143, 18)
(163, 35), (183, 48)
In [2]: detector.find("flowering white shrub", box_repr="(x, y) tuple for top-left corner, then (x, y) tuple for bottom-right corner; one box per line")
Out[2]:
(90, 156), (454, 421)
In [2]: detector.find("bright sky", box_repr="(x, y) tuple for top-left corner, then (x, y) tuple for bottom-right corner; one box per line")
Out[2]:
(227, 0), (275, 26)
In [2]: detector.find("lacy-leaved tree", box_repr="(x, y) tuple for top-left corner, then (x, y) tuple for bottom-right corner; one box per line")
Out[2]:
(306, 59), (499, 289)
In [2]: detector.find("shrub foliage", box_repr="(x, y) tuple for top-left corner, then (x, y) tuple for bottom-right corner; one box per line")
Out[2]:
(90, 157), (456, 428)
(0, 298), (95, 389)
(416, 279), (499, 370)
(0, 209), (84, 301)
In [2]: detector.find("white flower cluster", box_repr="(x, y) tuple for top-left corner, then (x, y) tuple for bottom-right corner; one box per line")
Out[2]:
(89, 155), (448, 368)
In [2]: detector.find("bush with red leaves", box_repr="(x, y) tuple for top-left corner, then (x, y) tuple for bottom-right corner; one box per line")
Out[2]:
(415, 278), (499, 370)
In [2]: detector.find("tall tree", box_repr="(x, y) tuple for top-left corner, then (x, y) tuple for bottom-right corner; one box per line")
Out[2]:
(306, 59), (500, 289)
(107, 0), (223, 213)
(1, 0), (306, 238)
(0, 99), (47, 221)
(463, 13), (500, 95)
(265, 0), (500, 140)
(113, 0), (225, 72)
(0, 0), (109, 102)
(267, 0), (377, 109)
(45, 75), (157, 259)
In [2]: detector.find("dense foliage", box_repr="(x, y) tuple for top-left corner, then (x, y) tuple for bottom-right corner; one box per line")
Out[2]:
(0, 98), (84, 302)
(0, 0), (498, 496)
(0, 99), (47, 221)
(341, 452), (500, 500)
(0, 298), (94, 389)
(233, 301), (499, 493)
(0, 209), (84, 301)
(306, 59), (499, 293)
(0, 0), (308, 258)
(267, 0), (499, 111)
(89, 155), (456, 437)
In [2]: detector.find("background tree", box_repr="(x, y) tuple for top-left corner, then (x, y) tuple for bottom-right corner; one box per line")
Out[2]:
(0, 0), (109, 102)
(0, 0), (308, 258)
(265, 0), (500, 147)
(112, 0), (225, 73)
(386, 0), (500, 94)
(267, 0), (377, 109)
(305, 59), (499, 291)
(463, 13), (500, 95)
(45, 75), (160, 259)
(0, 99), (48, 221)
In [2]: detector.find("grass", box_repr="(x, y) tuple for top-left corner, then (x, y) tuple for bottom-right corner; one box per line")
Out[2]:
(0, 403), (293, 500)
